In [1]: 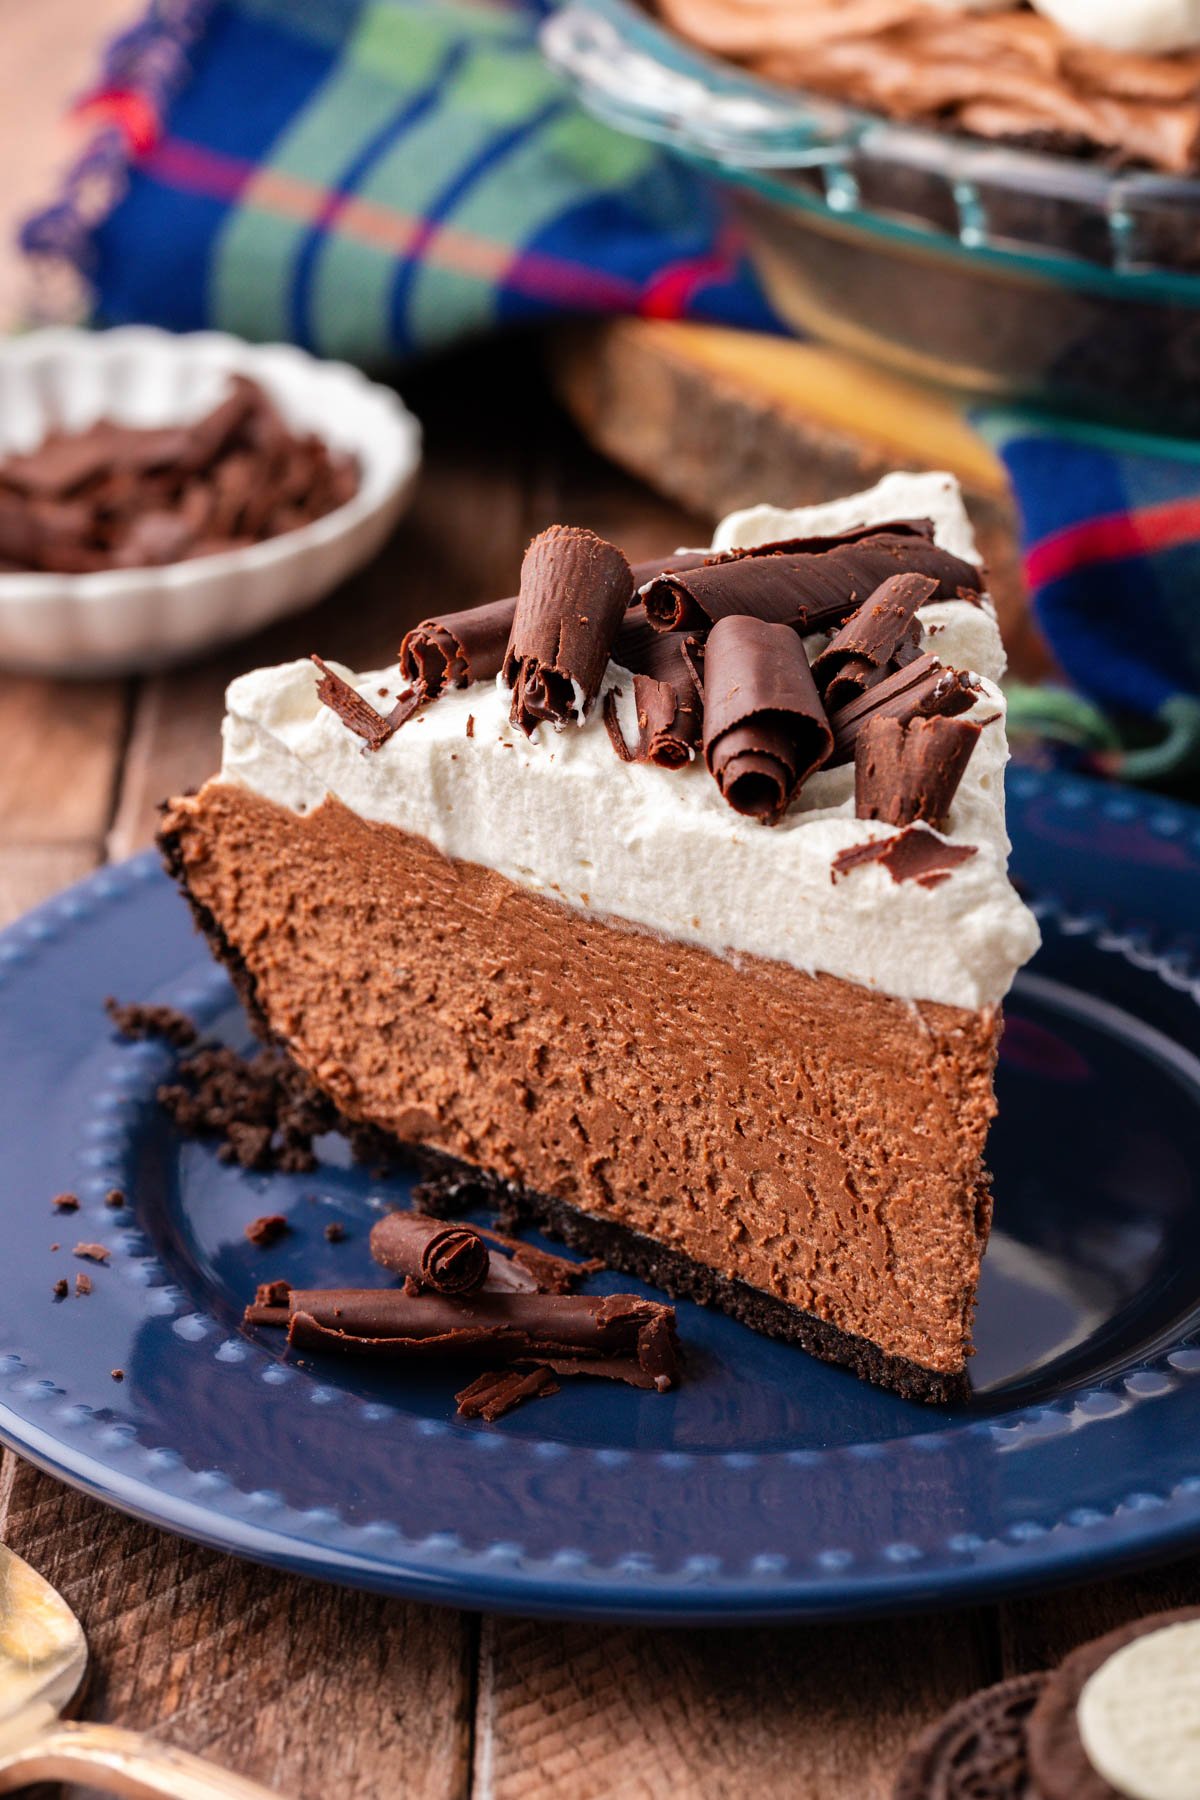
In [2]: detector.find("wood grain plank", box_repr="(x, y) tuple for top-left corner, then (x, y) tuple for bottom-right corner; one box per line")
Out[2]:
(998, 1557), (1200, 1675)
(474, 1612), (992, 1800)
(0, 676), (127, 847)
(2, 1457), (474, 1800)
(0, 842), (99, 927)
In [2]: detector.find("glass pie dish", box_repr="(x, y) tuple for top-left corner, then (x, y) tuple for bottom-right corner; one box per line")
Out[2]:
(542, 0), (1200, 434)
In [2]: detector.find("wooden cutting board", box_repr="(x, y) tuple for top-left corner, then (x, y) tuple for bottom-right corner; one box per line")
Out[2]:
(550, 318), (1051, 681)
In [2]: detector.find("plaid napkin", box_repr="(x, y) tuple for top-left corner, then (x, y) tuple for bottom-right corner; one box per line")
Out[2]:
(20, 0), (1200, 784)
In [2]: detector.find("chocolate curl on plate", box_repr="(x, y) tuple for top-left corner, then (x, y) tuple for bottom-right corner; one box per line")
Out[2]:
(503, 526), (633, 735)
(398, 596), (517, 699)
(370, 1211), (490, 1296)
(455, 1366), (559, 1421)
(310, 657), (419, 750)
(641, 528), (980, 635)
(812, 572), (937, 712)
(829, 653), (980, 766)
(702, 615), (832, 823)
(270, 1288), (681, 1390)
(855, 714), (982, 831)
(605, 605), (702, 768)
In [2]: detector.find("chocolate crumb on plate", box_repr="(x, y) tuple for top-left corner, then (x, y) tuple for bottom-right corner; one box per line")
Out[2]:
(702, 614), (832, 824)
(323, 1221), (346, 1243)
(245, 1214), (289, 1248)
(52, 1279), (68, 1301)
(832, 825), (978, 891)
(73, 1242), (110, 1263)
(892, 1671), (1048, 1800)
(111, 1369), (124, 1382)
(105, 997), (197, 1047)
(104, 1188), (126, 1209)
(75, 1273), (92, 1297)
(52, 1192), (79, 1212)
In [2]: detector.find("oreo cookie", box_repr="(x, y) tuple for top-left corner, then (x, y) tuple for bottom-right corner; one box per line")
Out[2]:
(1027, 1606), (1200, 1800)
(893, 1671), (1048, 1799)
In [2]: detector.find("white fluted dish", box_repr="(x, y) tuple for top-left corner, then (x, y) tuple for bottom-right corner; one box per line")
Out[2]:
(0, 328), (422, 676)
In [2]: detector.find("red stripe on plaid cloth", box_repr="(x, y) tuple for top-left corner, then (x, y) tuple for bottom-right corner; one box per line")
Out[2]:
(142, 137), (647, 312)
(1025, 495), (1200, 588)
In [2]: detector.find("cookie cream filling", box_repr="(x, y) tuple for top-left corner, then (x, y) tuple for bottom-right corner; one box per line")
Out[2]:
(218, 473), (1040, 1012)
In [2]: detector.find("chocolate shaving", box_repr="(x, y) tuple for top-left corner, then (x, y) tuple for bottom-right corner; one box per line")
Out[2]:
(253, 1286), (680, 1389)
(605, 606), (703, 768)
(640, 527), (979, 634)
(503, 526), (632, 735)
(396, 553), (704, 714)
(311, 656), (417, 751)
(472, 1223), (604, 1296)
(105, 997), (197, 1047)
(370, 1211), (491, 1296)
(399, 596), (517, 699)
(0, 377), (356, 570)
(831, 824), (978, 890)
(855, 714), (982, 831)
(812, 572), (936, 710)
(702, 615), (832, 823)
(455, 1365), (560, 1421)
(829, 654), (980, 765)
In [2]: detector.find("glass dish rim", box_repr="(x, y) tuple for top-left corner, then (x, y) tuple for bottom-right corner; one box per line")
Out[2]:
(542, 0), (1200, 301)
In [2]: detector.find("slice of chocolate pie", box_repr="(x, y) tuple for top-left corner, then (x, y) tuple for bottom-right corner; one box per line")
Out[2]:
(161, 472), (1039, 1404)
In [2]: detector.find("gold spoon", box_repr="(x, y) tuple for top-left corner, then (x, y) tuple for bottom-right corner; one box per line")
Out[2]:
(0, 1542), (280, 1796)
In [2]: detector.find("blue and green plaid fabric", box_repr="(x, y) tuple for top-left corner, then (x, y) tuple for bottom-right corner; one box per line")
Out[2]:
(19, 0), (1200, 782)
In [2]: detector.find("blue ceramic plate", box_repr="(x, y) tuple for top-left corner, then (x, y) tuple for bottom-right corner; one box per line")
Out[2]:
(1, 769), (1198, 1623)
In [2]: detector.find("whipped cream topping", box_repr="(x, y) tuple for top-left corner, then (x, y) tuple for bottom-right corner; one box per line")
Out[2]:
(1031, 0), (1200, 55)
(219, 472), (1040, 1012)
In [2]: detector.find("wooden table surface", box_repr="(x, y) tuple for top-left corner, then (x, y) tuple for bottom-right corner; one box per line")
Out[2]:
(3, 13), (1199, 1800)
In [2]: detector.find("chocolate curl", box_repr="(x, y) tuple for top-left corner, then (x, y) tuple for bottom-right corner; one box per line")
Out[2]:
(605, 606), (703, 768)
(275, 1288), (681, 1389)
(370, 1211), (490, 1296)
(455, 1366), (559, 1421)
(641, 526), (979, 634)
(310, 656), (419, 750)
(831, 825), (978, 891)
(702, 615), (832, 823)
(473, 1223), (604, 1296)
(812, 572), (937, 711)
(855, 714), (982, 831)
(829, 653), (980, 766)
(398, 596), (517, 699)
(503, 526), (633, 735)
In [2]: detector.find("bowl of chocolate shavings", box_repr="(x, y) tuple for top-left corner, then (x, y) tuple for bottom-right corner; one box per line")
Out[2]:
(0, 328), (422, 675)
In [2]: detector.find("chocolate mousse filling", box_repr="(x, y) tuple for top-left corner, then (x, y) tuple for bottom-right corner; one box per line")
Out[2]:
(160, 782), (998, 1405)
